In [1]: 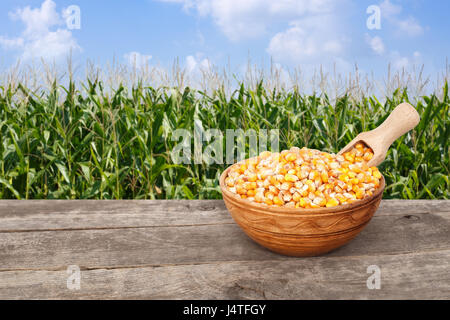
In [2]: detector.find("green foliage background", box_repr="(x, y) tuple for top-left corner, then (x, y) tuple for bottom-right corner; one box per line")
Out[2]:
(0, 80), (448, 199)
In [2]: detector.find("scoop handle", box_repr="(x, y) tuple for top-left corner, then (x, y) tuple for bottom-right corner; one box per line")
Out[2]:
(338, 102), (420, 167)
(372, 102), (420, 148)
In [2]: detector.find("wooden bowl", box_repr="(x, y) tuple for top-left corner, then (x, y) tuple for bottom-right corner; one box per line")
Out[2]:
(220, 164), (385, 257)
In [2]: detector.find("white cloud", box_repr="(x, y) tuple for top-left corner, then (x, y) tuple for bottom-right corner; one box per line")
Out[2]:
(266, 11), (350, 68)
(160, 0), (351, 71)
(0, 0), (81, 61)
(362, 2), (423, 59)
(365, 34), (385, 55)
(124, 52), (152, 68)
(393, 56), (409, 69)
(160, 0), (424, 75)
(185, 54), (211, 74)
(158, 0), (337, 41)
(268, 24), (314, 61)
(379, 0), (402, 18)
(390, 50), (422, 70)
(380, 0), (424, 37)
(0, 37), (24, 49)
(396, 17), (424, 37)
(159, 0), (355, 75)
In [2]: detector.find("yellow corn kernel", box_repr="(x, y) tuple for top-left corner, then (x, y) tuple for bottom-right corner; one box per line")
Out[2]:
(225, 177), (234, 187)
(284, 174), (298, 182)
(265, 191), (275, 200)
(244, 182), (257, 189)
(355, 142), (364, 150)
(355, 189), (364, 199)
(363, 152), (373, 161)
(292, 192), (302, 202)
(273, 196), (284, 206)
(254, 192), (264, 203)
(321, 171), (328, 183)
(339, 174), (349, 183)
(372, 170), (382, 179)
(335, 194), (345, 202)
(296, 170), (308, 180)
(309, 170), (319, 180)
(269, 176), (277, 185)
(341, 161), (350, 168)
(300, 188), (309, 197)
(344, 153), (355, 162)
(247, 173), (257, 182)
(299, 198), (309, 208)
(236, 185), (246, 195)
(280, 182), (292, 191)
(305, 180), (316, 192)
(314, 197), (326, 206)
(326, 197), (339, 207)
(226, 145), (380, 208)
(372, 179), (380, 188)
(285, 152), (297, 162)
(348, 171), (357, 178)
(268, 186), (279, 195)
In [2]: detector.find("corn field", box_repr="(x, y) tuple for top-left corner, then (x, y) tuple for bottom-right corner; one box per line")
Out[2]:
(0, 62), (448, 200)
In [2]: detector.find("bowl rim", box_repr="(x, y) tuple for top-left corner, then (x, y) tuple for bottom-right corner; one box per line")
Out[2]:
(219, 161), (385, 218)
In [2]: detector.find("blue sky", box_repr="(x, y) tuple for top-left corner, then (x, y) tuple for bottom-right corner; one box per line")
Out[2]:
(0, 0), (448, 80)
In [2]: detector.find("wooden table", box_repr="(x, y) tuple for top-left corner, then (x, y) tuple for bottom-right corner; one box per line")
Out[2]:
(0, 200), (449, 299)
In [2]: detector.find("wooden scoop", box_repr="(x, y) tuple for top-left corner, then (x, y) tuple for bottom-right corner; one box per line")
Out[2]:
(338, 102), (420, 167)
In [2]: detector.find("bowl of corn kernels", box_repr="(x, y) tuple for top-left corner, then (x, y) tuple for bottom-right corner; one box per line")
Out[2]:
(219, 143), (385, 256)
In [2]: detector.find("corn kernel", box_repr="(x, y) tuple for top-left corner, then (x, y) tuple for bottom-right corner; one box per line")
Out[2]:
(285, 153), (297, 162)
(292, 192), (302, 202)
(247, 173), (257, 182)
(284, 174), (298, 182)
(373, 170), (382, 179)
(299, 198), (309, 208)
(273, 196), (284, 206)
(225, 142), (380, 208)
(326, 197), (339, 207)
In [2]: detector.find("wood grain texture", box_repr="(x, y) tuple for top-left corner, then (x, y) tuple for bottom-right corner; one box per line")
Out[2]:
(1, 250), (448, 300)
(0, 200), (449, 299)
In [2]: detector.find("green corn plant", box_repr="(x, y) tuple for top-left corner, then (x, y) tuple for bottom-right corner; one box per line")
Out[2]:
(0, 78), (448, 200)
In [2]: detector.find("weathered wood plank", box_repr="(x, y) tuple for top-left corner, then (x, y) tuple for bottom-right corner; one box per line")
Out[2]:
(0, 200), (448, 231)
(0, 200), (230, 231)
(0, 200), (448, 299)
(0, 250), (448, 299)
(0, 208), (449, 270)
